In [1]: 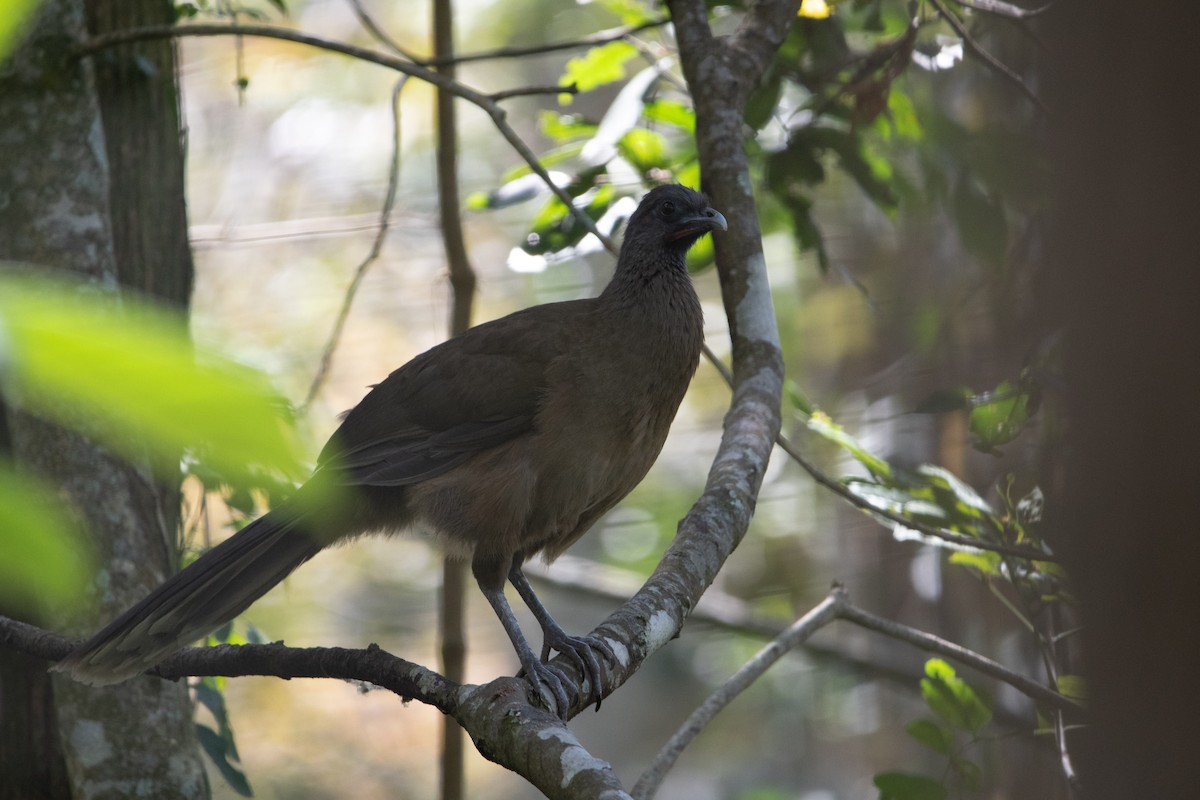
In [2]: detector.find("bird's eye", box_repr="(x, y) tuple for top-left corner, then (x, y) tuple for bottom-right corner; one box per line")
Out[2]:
(659, 201), (677, 217)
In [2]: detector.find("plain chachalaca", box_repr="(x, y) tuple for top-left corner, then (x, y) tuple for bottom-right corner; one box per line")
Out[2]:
(54, 184), (726, 717)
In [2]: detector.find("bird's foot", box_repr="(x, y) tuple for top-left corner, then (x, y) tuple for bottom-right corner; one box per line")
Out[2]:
(541, 631), (615, 711)
(518, 658), (574, 719)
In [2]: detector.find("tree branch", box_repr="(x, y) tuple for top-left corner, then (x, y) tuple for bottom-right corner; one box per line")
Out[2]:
(633, 591), (842, 799)
(927, 0), (1049, 112)
(949, 0), (1053, 19)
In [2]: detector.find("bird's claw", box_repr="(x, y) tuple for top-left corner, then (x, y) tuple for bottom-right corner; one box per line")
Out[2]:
(544, 632), (614, 711)
(518, 660), (573, 719)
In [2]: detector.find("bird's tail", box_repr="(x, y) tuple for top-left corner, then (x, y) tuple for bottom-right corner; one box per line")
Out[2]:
(54, 505), (323, 686)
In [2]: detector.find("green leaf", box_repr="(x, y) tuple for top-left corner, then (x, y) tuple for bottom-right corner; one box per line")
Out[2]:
(0, 464), (89, 611)
(195, 724), (253, 797)
(806, 411), (893, 479)
(948, 549), (1002, 576)
(539, 111), (598, 143)
(906, 719), (953, 755)
(617, 128), (668, 174)
(0, 276), (307, 488)
(0, 0), (38, 57)
(561, 41), (639, 94)
(1056, 674), (1088, 703)
(874, 772), (947, 800)
(920, 659), (992, 734)
(643, 98), (695, 133)
(969, 380), (1032, 452)
(594, 0), (655, 25)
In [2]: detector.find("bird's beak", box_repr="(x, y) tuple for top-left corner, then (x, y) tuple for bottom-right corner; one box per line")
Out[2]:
(668, 208), (728, 241)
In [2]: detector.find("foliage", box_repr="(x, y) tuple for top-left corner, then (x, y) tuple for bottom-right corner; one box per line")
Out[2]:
(0, 274), (308, 608)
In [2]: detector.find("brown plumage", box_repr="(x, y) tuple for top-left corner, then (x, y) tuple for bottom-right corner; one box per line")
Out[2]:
(54, 184), (726, 717)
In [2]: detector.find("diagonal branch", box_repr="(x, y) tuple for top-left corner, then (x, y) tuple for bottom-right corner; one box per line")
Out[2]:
(927, 0), (1049, 112)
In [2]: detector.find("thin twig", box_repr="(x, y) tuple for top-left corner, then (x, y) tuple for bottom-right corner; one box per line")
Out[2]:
(72, 25), (613, 249)
(346, 0), (421, 61)
(949, 0), (1053, 18)
(836, 599), (1082, 713)
(301, 76), (408, 411)
(490, 83), (578, 102)
(927, 0), (1049, 112)
(632, 590), (844, 799)
(424, 17), (670, 67)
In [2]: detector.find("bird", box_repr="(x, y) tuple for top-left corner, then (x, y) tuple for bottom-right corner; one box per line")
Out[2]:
(54, 184), (727, 718)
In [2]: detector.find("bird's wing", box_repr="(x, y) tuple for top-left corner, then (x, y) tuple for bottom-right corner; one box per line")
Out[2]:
(315, 301), (587, 487)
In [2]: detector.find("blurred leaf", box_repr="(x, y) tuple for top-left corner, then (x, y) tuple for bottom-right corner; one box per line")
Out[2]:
(617, 128), (668, 174)
(561, 41), (638, 94)
(195, 724), (252, 797)
(539, 111), (598, 143)
(1056, 674), (1088, 703)
(806, 411), (893, 479)
(594, 0), (655, 25)
(0, 276), (306, 487)
(921, 659), (992, 734)
(969, 380), (1032, 452)
(948, 549), (1002, 577)
(643, 98), (695, 132)
(194, 675), (251, 795)
(522, 182), (614, 256)
(580, 62), (666, 165)
(874, 772), (947, 800)
(0, 463), (89, 611)
(785, 380), (819, 415)
(0, 0), (38, 57)
(906, 719), (953, 755)
(914, 465), (994, 518)
(745, 70), (783, 131)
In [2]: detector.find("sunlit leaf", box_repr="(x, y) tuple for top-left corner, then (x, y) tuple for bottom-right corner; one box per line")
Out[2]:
(969, 379), (1032, 451)
(617, 128), (668, 174)
(0, 464), (89, 611)
(806, 411), (893, 479)
(539, 111), (598, 143)
(921, 659), (992, 733)
(561, 41), (639, 95)
(594, 0), (655, 25)
(874, 772), (947, 800)
(0, 275), (306, 487)
(643, 98), (695, 132)
(580, 61), (666, 164)
(948, 549), (1002, 576)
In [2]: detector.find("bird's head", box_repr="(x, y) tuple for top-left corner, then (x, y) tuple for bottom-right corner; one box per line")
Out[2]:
(624, 184), (727, 253)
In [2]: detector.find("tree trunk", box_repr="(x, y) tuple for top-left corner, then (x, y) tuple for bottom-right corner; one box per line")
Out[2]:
(1051, 3), (1200, 797)
(0, 1), (207, 797)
